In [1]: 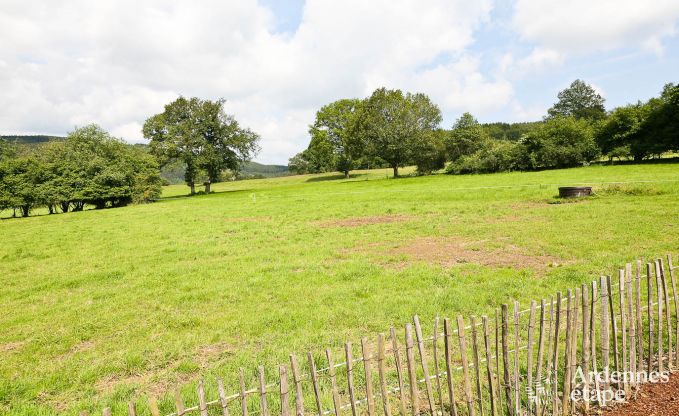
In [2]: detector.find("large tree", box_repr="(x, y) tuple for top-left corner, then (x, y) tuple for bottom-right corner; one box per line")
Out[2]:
(354, 88), (441, 177)
(517, 116), (600, 169)
(547, 79), (606, 121)
(595, 102), (648, 160)
(308, 98), (363, 178)
(143, 97), (260, 194)
(445, 112), (490, 162)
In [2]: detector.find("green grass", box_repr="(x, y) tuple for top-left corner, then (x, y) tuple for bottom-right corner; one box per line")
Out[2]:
(1, 163), (678, 415)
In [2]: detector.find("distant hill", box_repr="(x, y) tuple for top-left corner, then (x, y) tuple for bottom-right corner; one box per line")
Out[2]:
(241, 161), (289, 177)
(1, 134), (65, 144)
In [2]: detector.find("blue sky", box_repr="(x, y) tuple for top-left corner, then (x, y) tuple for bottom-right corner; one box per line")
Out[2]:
(1, 0), (678, 163)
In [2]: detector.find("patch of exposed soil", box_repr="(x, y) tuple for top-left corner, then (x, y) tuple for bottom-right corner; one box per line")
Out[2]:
(317, 214), (413, 228)
(224, 216), (271, 223)
(376, 237), (565, 273)
(94, 342), (235, 398)
(0, 341), (25, 353)
(600, 372), (679, 416)
(195, 342), (235, 367)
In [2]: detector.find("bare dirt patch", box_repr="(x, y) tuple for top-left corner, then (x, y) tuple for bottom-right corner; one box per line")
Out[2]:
(374, 237), (564, 273)
(317, 214), (413, 228)
(0, 341), (25, 353)
(224, 216), (271, 223)
(600, 371), (679, 416)
(195, 342), (235, 367)
(94, 342), (235, 398)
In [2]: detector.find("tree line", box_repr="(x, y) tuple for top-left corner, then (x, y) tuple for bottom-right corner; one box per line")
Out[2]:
(0, 97), (261, 217)
(0, 125), (163, 217)
(289, 80), (679, 177)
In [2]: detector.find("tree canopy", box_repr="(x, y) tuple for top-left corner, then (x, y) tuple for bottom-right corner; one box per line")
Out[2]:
(0, 125), (162, 217)
(308, 98), (362, 177)
(143, 97), (260, 193)
(547, 79), (606, 121)
(354, 88), (442, 177)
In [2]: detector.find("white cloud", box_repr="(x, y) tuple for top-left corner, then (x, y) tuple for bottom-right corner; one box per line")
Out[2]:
(513, 0), (679, 55)
(0, 0), (505, 163)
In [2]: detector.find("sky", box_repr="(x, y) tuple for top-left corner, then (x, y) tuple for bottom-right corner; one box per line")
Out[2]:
(1, 1), (678, 164)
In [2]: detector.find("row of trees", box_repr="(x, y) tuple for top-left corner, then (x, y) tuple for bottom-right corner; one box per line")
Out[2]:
(1, 97), (262, 217)
(0, 125), (162, 217)
(289, 89), (442, 178)
(290, 80), (679, 176)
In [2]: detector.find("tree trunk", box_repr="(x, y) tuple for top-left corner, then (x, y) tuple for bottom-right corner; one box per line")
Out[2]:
(20, 205), (30, 217)
(189, 182), (195, 195)
(344, 170), (349, 178)
(205, 181), (211, 193)
(60, 202), (70, 213)
(48, 205), (55, 214)
(393, 165), (399, 178)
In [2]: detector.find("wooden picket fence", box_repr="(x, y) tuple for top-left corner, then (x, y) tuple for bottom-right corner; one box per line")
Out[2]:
(92, 254), (679, 416)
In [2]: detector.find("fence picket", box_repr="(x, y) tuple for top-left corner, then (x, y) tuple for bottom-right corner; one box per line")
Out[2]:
(279, 367), (289, 416)
(148, 396), (161, 416)
(457, 315), (475, 416)
(501, 305), (512, 416)
(239, 368), (249, 416)
(325, 349), (341, 416)
(668, 254), (679, 368)
(377, 334), (391, 416)
(361, 337), (376, 416)
(405, 324), (419, 416)
(659, 258), (673, 369)
(389, 328), (407, 416)
(432, 317), (444, 412)
(526, 301), (536, 416)
(646, 263), (654, 374)
(443, 318), (459, 416)
(562, 290), (573, 415)
(551, 292), (562, 414)
(345, 343), (358, 416)
(198, 379), (209, 416)
(581, 285), (591, 414)
(482, 316), (497, 416)
(307, 352), (323, 416)
(413, 315), (436, 414)
(290, 354), (304, 416)
(470, 316), (484, 416)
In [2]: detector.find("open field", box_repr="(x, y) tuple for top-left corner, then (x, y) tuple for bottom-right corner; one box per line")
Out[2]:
(1, 162), (678, 415)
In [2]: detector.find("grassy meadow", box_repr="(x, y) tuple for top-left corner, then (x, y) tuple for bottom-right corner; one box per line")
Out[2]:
(1, 162), (678, 415)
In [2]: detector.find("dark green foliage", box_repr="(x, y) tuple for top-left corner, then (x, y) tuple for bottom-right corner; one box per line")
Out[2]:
(292, 80), (675, 178)
(516, 116), (600, 169)
(446, 140), (520, 174)
(481, 122), (541, 141)
(445, 112), (490, 162)
(355, 88), (442, 177)
(308, 98), (363, 177)
(0, 125), (162, 217)
(143, 97), (260, 193)
(413, 130), (447, 175)
(596, 83), (679, 161)
(596, 102), (649, 159)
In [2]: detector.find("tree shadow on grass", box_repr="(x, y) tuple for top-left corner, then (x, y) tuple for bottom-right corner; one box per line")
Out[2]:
(160, 188), (254, 201)
(306, 173), (366, 182)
